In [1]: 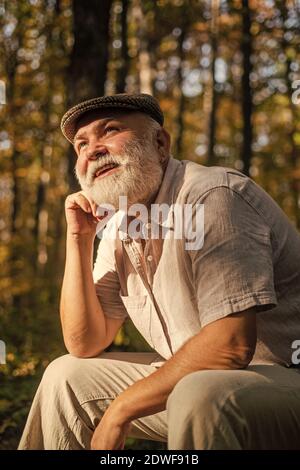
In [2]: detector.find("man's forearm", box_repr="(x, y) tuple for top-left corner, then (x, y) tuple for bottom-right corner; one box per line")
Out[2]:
(111, 313), (255, 423)
(60, 232), (107, 356)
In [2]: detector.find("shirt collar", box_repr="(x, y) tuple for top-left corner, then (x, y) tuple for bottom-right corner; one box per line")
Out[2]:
(152, 155), (182, 208)
(149, 155), (182, 228)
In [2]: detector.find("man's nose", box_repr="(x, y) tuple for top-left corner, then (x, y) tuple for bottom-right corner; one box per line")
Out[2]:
(86, 145), (108, 161)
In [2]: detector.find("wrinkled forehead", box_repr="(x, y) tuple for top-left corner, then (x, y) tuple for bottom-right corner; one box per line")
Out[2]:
(74, 108), (146, 137)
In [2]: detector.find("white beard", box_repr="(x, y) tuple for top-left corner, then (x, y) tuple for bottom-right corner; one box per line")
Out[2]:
(75, 136), (164, 211)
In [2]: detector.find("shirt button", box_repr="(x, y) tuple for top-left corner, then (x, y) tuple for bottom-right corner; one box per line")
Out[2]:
(145, 222), (151, 229)
(147, 255), (153, 262)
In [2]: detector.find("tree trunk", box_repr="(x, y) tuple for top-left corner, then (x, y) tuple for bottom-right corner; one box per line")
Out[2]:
(207, 0), (219, 166)
(174, 21), (188, 159)
(115, 0), (130, 93)
(68, 0), (113, 103)
(240, 0), (253, 176)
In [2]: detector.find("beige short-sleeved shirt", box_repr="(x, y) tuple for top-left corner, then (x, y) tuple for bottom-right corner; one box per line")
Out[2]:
(93, 156), (300, 367)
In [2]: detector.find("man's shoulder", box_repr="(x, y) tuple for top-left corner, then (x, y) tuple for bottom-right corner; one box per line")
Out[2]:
(175, 160), (248, 204)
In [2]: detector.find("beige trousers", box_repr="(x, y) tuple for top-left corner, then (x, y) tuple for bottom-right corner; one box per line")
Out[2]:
(18, 352), (300, 450)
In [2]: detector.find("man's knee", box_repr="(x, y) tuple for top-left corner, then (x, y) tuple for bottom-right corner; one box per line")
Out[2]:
(166, 370), (248, 449)
(41, 353), (118, 403)
(42, 354), (83, 391)
(167, 370), (226, 418)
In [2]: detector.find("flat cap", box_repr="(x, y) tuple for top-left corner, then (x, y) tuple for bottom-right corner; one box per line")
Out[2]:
(60, 93), (164, 143)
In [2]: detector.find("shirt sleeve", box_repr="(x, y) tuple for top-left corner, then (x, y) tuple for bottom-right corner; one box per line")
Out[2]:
(189, 186), (278, 327)
(92, 236), (129, 320)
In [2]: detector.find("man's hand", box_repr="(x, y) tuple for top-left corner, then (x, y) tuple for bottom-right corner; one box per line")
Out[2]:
(91, 405), (132, 450)
(65, 191), (100, 236)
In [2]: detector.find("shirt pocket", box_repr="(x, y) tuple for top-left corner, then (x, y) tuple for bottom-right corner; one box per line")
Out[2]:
(120, 295), (154, 349)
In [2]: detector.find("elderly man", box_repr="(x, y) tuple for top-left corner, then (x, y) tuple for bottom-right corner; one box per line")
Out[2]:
(19, 93), (300, 450)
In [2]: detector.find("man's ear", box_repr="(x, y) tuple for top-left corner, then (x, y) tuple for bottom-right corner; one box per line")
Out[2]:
(155, 127), (171, 163)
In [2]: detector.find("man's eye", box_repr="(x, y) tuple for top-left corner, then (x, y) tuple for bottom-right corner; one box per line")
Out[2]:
(104, 126), (120, 135)
(78, 142), (87, 150)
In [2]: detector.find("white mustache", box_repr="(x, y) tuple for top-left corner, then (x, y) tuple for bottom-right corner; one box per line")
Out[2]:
(85, 156), (126, 184)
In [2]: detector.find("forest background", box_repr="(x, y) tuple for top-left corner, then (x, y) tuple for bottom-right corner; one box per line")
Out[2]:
(0, 0), (300, 449)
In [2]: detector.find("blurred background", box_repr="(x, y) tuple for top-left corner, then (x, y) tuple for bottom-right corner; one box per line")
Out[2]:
(0, 0), (300, 450)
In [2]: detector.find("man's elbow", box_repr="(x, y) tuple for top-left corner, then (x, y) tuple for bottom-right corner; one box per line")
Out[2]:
(64, 336), (107, 358)
(66, 344), (106, 358)
(229, 344), (256, 369)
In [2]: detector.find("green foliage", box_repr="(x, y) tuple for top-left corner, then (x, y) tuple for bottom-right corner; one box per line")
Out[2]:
(0, 371), (42, 450)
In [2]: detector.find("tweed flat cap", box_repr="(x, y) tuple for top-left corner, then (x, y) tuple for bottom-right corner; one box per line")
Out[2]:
(60, 93), (164, 143)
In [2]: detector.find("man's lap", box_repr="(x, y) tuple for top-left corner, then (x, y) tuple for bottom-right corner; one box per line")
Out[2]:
(19, 352), (300, 449)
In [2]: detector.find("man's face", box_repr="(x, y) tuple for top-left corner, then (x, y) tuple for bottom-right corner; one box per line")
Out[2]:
(73, 109), (168, 209)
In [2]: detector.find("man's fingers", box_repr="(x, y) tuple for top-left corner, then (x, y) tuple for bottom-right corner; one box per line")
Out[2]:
(90, 201), (98, 218)
(66, 193), (92, 213)
(80, 191), (98, 217)
(65, 191), (107, 220)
